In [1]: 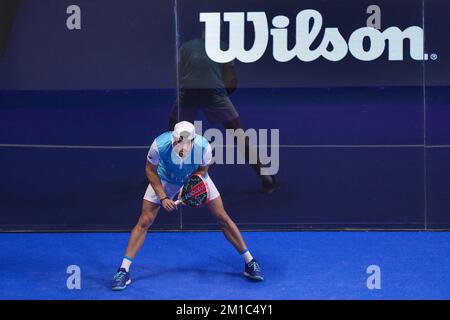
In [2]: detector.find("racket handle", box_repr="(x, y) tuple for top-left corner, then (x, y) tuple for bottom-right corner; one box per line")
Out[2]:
(174, 199), (182, 206)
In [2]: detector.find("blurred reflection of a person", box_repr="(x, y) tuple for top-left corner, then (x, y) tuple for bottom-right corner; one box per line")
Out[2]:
(168, 32), (277, 194)
(0, 0), (21, 62)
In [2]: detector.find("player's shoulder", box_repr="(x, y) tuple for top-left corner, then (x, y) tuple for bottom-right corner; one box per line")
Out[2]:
(154, 131), (173, 150)
(183, 38), (200, 45)
(194, 134), (211, 149)
(155, 131), (172, 141)
(181, 38), (202, 51)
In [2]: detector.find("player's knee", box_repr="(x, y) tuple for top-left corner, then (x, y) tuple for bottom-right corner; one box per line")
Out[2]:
(217, 213), (231, 227)
(137, 213), (155, 230)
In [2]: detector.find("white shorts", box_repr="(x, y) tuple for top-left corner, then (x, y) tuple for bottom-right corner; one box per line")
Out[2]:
(143, 175), (220, 205)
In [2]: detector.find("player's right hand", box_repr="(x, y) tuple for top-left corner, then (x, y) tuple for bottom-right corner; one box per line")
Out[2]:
(161, 198), (178, 212)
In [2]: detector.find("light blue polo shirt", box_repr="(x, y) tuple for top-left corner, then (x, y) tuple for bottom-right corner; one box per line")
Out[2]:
(147, 131), (212, 186)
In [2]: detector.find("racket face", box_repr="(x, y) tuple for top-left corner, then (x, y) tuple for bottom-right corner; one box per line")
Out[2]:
(180, 174), (209, 207)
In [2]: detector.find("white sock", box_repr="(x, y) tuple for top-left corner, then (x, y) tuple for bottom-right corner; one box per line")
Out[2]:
(240, 249), (254, 264)
(121, 256), (133, 272)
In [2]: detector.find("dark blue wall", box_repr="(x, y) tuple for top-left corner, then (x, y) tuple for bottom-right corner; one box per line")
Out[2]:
(0, 0), (449, 230)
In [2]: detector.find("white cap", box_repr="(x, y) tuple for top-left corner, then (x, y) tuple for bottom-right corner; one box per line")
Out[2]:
(172, 121), (195, 141)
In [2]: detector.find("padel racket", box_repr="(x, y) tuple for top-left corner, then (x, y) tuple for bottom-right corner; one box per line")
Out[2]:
(175, 174), (209, 207)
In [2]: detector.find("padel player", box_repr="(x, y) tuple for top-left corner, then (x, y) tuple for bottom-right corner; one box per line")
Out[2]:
(112, 121), (264, 290)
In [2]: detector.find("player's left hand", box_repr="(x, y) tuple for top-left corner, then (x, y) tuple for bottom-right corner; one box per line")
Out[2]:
(161, 198), (178, 212)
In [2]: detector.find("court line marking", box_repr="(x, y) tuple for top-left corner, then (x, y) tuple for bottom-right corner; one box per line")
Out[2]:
(2, 143), (449, 149)
(0, 144), (148, 149)
(425, 145), (450, 148)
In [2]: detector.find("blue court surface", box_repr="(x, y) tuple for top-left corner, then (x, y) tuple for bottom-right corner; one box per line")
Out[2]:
(1, 231), (450, 300)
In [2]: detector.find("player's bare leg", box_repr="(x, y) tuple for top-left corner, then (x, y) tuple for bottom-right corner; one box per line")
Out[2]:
(208, 196), (264, 281)
(207, 196), (247, 252)
(112, 200), (160, 290)
(124, 200), (160, 259)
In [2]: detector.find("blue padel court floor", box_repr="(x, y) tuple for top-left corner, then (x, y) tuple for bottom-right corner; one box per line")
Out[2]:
(1, 231), (450, 300)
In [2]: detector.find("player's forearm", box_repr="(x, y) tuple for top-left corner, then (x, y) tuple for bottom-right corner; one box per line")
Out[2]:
(227, 76), (238, 91)
(223, 66), (238, 94)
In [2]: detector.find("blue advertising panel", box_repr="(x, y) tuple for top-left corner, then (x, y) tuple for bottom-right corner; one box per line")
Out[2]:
(0, 0), (449, 230)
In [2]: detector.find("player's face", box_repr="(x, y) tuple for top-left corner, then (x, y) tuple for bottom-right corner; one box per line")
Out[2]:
(173, 138), (193, 159)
